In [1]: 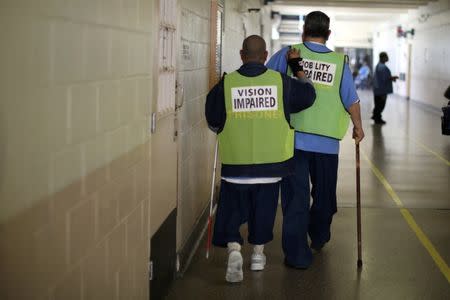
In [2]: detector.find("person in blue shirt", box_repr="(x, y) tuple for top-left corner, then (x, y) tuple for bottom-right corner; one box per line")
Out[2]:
(266, 11), (365, 269)
(372, 52), (398, 124)
(355, 61), (370, 89)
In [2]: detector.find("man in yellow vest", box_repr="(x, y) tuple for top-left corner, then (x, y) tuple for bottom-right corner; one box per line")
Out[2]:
(267, 11), (365, 269)
(205, 35), (315, 282)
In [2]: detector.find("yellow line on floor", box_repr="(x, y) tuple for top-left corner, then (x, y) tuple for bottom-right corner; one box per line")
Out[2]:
(400, 208), (450, 283)
(361, 149), (450, 283)
(412, 139), (450, 167)
(361, 152), (403, 207)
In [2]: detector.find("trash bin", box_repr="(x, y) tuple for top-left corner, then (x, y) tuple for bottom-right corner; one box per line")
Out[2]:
(442, 86), (450, 135)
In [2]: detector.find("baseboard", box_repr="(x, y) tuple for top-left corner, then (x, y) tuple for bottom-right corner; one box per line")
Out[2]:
(177, 187), (219, 277)
(408, 98), (442, 115)
(149, 186), (220, 298)
(150, 208), (177, 300)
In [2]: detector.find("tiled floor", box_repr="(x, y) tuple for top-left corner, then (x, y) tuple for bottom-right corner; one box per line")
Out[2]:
(166, 91), (450, 300)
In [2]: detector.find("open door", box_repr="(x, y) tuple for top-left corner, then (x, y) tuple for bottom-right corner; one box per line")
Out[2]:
(150, 0), (179, 299)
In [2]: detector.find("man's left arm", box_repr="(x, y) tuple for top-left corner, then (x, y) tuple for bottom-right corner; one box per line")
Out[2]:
(348, 102), (364, 144)
(341, 63), (365, 143)
(283, 47), (316, 113)
(266, 47), (290, 73)
(285, 75), (316, 114)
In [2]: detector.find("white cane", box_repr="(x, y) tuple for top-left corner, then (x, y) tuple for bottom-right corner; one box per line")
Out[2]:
(206, 138), (219, 259)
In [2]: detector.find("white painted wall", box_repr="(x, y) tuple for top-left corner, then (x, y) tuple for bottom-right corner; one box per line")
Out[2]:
(333, 20), (374, 49)
(373, 0), (450, 109)
(222, 0), (262, 73)
(177, 0), (212, 250)
(260, 6), (274, 57)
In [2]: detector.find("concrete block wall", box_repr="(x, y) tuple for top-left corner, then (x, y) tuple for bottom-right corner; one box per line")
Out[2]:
(222, 0), (262, 73)
(260, 6), (274, 57)
(177, 0), (214, 250)
(175, 0), (264, 252)
(1, 0), (267, 297)
(0, 0), (153, 299)
(222, 0), (246, 72)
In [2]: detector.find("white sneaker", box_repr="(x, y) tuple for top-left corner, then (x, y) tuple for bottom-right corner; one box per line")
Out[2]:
(225, 250), (243, 283)
(250, 253), (266, 271)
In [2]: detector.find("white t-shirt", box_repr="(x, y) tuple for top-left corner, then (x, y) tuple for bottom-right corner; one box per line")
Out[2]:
(221, 177), (282, 184)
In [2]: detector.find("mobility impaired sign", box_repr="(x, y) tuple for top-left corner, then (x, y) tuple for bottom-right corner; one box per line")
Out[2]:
(300, 59), (336, 86)
(231, 86), (278, 112)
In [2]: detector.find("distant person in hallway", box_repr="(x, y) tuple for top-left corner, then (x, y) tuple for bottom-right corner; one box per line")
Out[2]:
(267, 11), (365, 269)
(442, 85), (450, 135)
(205, 35), (315, 282)
(355, 60), (371, 90)
(372, 52), (398, 124)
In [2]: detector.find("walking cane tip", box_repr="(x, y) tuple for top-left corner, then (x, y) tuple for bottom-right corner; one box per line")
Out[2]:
(357, 259), (363, 268)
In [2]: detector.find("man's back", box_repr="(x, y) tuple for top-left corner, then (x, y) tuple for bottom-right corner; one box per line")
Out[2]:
(266, 41), (359, 155)
(373, 62), (393, 95)
(205, 62), (315, 178)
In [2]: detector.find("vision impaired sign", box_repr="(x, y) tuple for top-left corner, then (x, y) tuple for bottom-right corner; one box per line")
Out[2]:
(300, 59), (336, 86)
(231, 86), (278, 112)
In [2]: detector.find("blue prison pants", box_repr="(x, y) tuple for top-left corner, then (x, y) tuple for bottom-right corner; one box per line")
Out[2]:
(281, 149), (338, 268)
(212, 180), (280, 247)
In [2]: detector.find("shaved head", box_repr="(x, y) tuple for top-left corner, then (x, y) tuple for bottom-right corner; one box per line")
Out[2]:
(240, 35), (268, 63)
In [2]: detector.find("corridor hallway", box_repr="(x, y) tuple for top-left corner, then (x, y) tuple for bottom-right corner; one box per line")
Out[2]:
(166, 91), (450, 299)
(1, 0), (450, 299)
